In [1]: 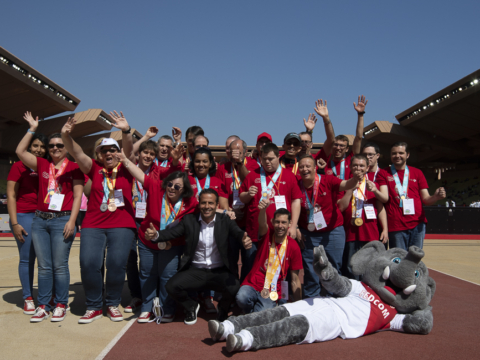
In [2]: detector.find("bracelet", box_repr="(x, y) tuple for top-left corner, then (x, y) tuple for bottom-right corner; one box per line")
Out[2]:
(357, 111), (365, 115)
(11, 223), (19, 227)
(306, 129), (313, 134)
(122, 126), (132, 134)
(324, 120), (331, 125)
(27, 129), (35, 135)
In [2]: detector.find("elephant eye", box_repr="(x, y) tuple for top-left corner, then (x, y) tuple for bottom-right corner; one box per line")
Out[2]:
(415, 270), (420, 278)
(392, 257), (401, 264)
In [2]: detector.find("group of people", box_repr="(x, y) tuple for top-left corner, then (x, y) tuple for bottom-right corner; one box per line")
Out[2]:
(7, 95), (446, 326)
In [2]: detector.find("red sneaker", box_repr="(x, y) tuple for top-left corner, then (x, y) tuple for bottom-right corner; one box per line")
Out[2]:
(78, 310), (103, 324)
(24, 297), (35, 315)
(137, 312), (151, 323)
(107, 306), (124, 322)
(30, 305), (50, 323)
(124, 297), (142, 313)
(51, 304), (67, 322)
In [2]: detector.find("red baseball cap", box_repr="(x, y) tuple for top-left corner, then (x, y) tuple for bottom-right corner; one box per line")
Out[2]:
(257, 132), (272, 143)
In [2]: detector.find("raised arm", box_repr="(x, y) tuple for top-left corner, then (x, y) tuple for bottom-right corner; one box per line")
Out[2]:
(239, 185), (257, 204)
(314, 99), (335, 156)
(109, 111), (133, 161)
(303, 113), (317, 134)
(15, 112), (40, 171)
(132, 126), (158, 155)
(339, 171), (363, 192)
(366, 179), (388, 203)
(61, 117), (93, 174)
(338, 189), (353, 213)
(116, 148), (145, 184)
(352, 95), (368, 155)
(421, 187), (446, 206)
(258, 199), (270, 237)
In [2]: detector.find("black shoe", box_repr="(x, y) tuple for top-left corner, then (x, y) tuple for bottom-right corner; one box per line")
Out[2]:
(226, 334), (243, 353)
(208, 320), (225, 342)
(184, 303), (200, 325)
(216, 307), (229, 322)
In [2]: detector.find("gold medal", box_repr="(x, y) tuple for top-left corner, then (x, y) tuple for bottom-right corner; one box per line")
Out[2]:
(355, 218), (363, 226)
(401, 195), (405, 200)
(269, 291), (278, 301)
(260, 288), (270, 299)
(262, 192), (268, 198)
(108, 199), (117, 212)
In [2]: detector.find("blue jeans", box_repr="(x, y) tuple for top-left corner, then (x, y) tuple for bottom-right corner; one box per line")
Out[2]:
(389, 222), (426, 250)
(31, 215), (75, 310)
(80, 228), (135, 310)
(236, 285), (277, 313)
(126, 221), (142, 299)
(11, 213), (36, 300)
(138, 240), (182, 314)
(300, 226), (345, 298)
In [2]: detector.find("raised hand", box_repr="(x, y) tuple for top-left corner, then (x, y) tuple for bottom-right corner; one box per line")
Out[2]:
(314, 99), (329, 119)
(245, 150), (253, 158)
(242, 233), (252, 250)
(258, 198), (270, 210)
(171, 143), (185, 162)
(231, 143), (242, 163)
(146, 126), (159, 138)
(172, 127), (182, 142)
(248, 185), (258, 198)
(317, 158), (327, 170)
(353, 95), (368, 113)
(352, 169), (364, 184)
(23, 111), (39, 131)
(435, 187), (446, 199)
(303, 113), (317, 132)
(145, 222), (158, 241)
(61, 117), (76, 135)
(109, 111), (130, 132)
(115, 148), (128, 163)
(366, 179), (377, 193)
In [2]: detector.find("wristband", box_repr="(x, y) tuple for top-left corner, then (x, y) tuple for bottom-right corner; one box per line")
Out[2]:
(27, 129), (35, 135)
(11, 223), (19, 227)
(306, 129), (313, 134)
(122, 126), (132, 134)
(223, 209), (227, 214)
(357, 111), (365, 115)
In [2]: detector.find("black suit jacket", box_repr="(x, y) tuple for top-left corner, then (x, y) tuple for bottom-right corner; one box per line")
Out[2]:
(151, 213), (245, 274)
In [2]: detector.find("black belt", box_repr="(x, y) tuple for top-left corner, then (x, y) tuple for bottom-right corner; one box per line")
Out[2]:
(35, 210), (72, 219)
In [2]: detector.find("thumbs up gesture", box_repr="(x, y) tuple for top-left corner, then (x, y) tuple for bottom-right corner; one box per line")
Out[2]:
(242, 232), (252, 250)
(145, 222), (158, 241)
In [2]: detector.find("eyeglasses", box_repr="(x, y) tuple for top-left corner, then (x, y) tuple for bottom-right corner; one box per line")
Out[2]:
(167, 182), (183, 191)
(48, 143), (65, 149)
(195, 145), (210, 150)
(301, 140), (312, 145)
(100, 148), (118, 154)
(363, 153), (377, 158)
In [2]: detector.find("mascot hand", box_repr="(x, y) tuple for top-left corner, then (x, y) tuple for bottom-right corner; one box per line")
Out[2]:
(313, 245), (336, 281)
(403, 306), (434, 335)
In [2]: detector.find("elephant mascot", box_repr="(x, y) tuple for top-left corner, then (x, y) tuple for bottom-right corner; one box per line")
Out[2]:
(208, 241), (436, 353)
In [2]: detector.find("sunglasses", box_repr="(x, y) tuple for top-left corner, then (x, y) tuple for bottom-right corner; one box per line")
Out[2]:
(167, 182), (183, 191)
(48, 143), (65, 149)
(100, 148), (118, 154)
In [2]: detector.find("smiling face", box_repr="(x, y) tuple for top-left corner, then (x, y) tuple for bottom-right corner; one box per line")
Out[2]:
(166, 177), (184, 202)
(299, 157), (316, 182)
(30, 139), (46, 158)
(157, 138), (173, 161)
(139, 148), (156, 168)
(351, 158), (368, 177)
(99, 146), (119, 169)
(332, 140), (349, 160)
(193, 153), (211, 178)
(48, 138), (67, 163)
(299, 133), (312, 155)
(391, 146), (409, 168)
(199, 193), (217, 222)
(260, 151), (279, 173)
(283, 138), (302, 159)
(271, 214), (291, 239)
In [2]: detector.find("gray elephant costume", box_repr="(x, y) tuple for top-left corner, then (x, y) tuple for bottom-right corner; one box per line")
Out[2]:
(208, 241), (436, 353)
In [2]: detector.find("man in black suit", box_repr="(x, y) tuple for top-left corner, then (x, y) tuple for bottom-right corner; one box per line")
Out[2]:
(146, 188), (252, 325)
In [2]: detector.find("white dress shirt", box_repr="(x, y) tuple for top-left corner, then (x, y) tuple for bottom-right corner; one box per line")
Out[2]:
(192, 214), (224, 269)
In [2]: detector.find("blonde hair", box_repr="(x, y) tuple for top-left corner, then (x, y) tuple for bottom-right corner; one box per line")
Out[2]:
(93, 137), (107, 160)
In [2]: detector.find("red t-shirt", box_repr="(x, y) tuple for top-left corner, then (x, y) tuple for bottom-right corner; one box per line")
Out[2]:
(139, 176), (198, 249)
(7, 162), (39, 213)
(81, 160), (136, 229)
(150, 161), (183, 181)
(383, 166), (428, 232)
(315, 148), (353, 199)
(279, 155), (300, 178)
(188, 175), (227, 201)
(343, 175), (380, 242)
(242, 229), (302, 300)
(298, 175), (343, 232)
(240, 167), (303, 242)
(216, 157), (260, 228)
(36, 157), (83, 213)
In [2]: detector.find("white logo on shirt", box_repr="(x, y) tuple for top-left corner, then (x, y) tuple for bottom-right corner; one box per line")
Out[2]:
(42, 172), (49, 179)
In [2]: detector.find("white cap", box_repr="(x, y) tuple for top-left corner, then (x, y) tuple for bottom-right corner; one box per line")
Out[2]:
(95, 138), (120, 152)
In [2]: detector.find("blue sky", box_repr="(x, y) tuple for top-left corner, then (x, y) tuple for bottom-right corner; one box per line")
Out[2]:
(3, 1), (480, 146)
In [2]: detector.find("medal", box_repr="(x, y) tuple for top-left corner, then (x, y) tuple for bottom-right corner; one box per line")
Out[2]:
(108, 201), (117, 212)
(269, 291), (278, 301)
(355, 218), (363, 226)
(260, 288), (270, 299)
(158, 242), (166, 250)
(308, 223), (315, 232)
(401, 195), (406, 200)
(262, 192), (268, 198)
(100, 203), (108, 212)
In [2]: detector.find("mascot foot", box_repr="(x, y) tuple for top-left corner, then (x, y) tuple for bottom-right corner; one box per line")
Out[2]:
(208, 320), (224, 342)
(226, 334), (243, 353)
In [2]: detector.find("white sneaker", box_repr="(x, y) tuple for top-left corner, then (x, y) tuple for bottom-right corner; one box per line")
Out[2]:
(24, 298), (35, 315)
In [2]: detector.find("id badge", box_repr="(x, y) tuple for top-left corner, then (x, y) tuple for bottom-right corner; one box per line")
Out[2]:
(403, 198), (415, 215)
(232, 190), (244, 209)
(114, 189), (125, 207)
(48, 194), (65, 211)
(281, 280), (289, 301)
(274, 195), (287, 210)
(364, 204), (376, 219)
(135, 202), (146, 218)
(313, 210), (327, 230)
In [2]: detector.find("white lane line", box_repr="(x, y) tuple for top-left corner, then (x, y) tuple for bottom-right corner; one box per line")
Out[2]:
(95, 317), (137, 360)
(429, 267), (480, 286)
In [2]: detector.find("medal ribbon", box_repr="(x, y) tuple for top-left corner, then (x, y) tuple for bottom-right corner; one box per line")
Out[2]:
(331, 158), (345, 180)
(260, 166), (282, 201)
(391, 166), (409, 207)
(160, 160), (168, 167)
(351, 176), (367, 219)
(263, 235), (288, 293)
(44, 158), (69, 204)
(132, 165), (150, 209)
(160, 193), (183, 230)
(280, 158), (298, 175)
(231, 158), (246, 190)
(195, 174), (210, 194)
(102, 164), (120, 204)
(302, 174), (320, 224)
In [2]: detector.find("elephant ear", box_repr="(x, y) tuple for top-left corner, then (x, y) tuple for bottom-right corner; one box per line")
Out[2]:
(426, 276), (436, 303)
(351, 241), (386, 276)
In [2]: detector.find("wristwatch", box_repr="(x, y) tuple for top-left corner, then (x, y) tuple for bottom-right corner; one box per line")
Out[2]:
(122, 126), (132, 134)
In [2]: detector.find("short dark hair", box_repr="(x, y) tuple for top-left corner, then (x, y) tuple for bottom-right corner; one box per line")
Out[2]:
(48, 133), (62, 143)
(189, 148), (217, 177)
(298, 154), (315, 164)
(158, 135), (173, 144)
(260, 143), (280, 157)
(298, 131), (312, 141)
(335, 135), (350, 146)
(273, 208), (291, 221)
(161, 171), (194, 198)
(28, 133), (48, 158)
(361, 142), (380, 154)
(139, 140), (159, 156)
(199, 188), (218, 203)
(391, 142), (409, 153)
(186, 126), (204, 138)
(350, 154), (368, 165)
(193, 134), (209, 146)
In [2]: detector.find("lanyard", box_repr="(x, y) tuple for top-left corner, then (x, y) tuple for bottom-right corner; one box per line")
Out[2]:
(231, 159), (246, 190)
(391, 166), (409, 207)
(260, 166), (282, 200)
(302, 174), (320, 223)
(331, 158), (345, 180)
(133, 165), (150, 205)
(102, 164), (120, 203)
(263, 235), (288, 292)
(371, 168), (379, 182)
(195, 174), (210, 193)
(352, 176), (367, 218)
(160, 193), (183, 230)
(160, 160), (168, 167)
(280, 158), (298, 175)
(45, 158), (69, 204)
